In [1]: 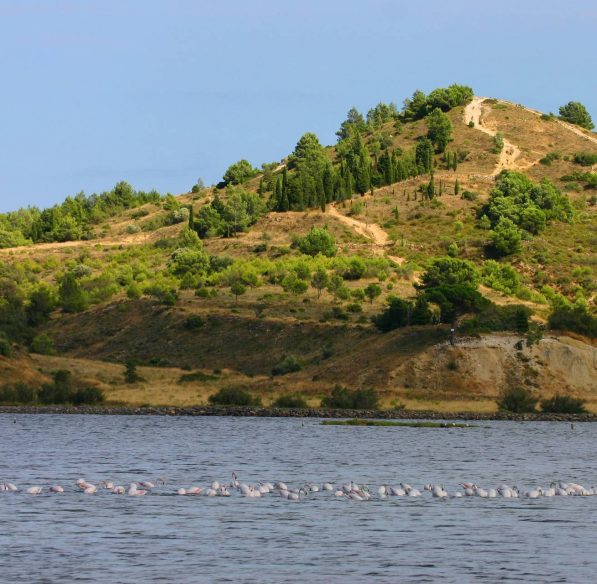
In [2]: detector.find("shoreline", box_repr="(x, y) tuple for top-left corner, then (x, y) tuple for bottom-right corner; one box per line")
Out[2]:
(0, 405), (595, 422)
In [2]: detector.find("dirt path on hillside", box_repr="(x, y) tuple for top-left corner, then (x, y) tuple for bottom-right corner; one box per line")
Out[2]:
(495, 98), (597, 147)
(326, 204), (405, 264)
(464, 97), (523, 175)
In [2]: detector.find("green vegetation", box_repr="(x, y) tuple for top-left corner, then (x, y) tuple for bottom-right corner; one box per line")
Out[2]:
(273, 394), (308, 408)
(497, 386), (538, 413)
(573, 152), (597, 166)
(193, 188), (265, 238)
(208, 385), (261, 406)
(0, 181), (162, 247)
(321, 419), (472, 428)
(222, 159), (258, 185)
(482, 171), (573, 256)
(559, 101), (594, 130)
(271, 355), (302, 376)
(178, 370), (218, 383)
(321, 385), (379, 409)
(124, 361), (142, 383)
(0, 370), (104, 405)
(540, 394), (587, 414)
(426, 108), (452, 153)
(295, 226), (337, 257)
(548, 305), (597, 338)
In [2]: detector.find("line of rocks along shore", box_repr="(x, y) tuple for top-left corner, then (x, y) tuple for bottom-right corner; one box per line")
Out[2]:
(0, 405), (595, 422)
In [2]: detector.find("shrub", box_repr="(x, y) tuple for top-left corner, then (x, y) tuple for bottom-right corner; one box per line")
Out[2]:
(548, 306), (597, 338)
(30, 334), (56, 355)
(321, 385), (379, 410)
(273, 394), (308, 408)
(540, 394), (587, 414)
(178, 371), (218, 383)
(296, 226), (337, 257)
(481, 260), (520, 295)
(573, 152), (597, 166)
(71, 386), (105, 405)
(420, 257), (480, 289)
(184, 315), (205, 330)
(497, 386), (538, 413)
(460, 304), (531, 334)
(461, 190), (477, 201)
(0, 332), (12, 357)
(208, 385), (260, 406)
(539, 151), (561, 166)
(124, 361), (142, 383)
(271, 355), (302, 376)
(125, 224), (141, 234)
(0, 383), (36, 404)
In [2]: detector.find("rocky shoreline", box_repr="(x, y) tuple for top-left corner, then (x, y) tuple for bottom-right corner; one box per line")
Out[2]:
(0, 405), (595, 422)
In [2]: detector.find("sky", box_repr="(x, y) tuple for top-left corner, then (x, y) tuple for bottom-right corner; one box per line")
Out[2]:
(0, 0), (596, 213)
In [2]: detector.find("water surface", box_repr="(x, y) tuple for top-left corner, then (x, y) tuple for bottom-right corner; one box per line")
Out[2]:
(1, 415), (595, 583)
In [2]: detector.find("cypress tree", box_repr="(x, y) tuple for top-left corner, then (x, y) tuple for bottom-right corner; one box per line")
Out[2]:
(426, 173), (435, 199)
(454, 178), (460, 195)
(188, 204), (195, 231)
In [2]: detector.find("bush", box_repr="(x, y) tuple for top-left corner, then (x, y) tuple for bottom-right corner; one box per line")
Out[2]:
(30, 334), (56, 355)
(184, 315), (205, 330)
(71, 386), (105, 405)
(573, 152), (597, 166)
(321, 385), (379, 410)
(0, 383), (36, 404)
(124, 361), (142, 383)
(460, 304), (531, 334)
(208, 385), (260, 406)
(420, 257), (480, 289)
(296, 227), (336, 257)
(540, 394), (587, 414)
(548, 306), (597, 338)
(271, 355), (302, 376)
(273, 394), (308, 408)
(497, 386), (538, 413)
(0, 332), (12, 357)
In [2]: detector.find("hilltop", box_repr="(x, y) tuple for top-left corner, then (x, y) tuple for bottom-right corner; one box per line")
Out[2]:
(1, 85), (596, 414)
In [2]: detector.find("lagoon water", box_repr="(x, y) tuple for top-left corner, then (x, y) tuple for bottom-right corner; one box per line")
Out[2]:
(1, 414), (596, 583)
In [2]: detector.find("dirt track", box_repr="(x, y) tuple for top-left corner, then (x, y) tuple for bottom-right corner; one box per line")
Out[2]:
(326, 204), (404, 264)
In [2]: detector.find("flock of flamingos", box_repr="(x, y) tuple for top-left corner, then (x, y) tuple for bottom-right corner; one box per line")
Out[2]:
(2, 473), (596, 501)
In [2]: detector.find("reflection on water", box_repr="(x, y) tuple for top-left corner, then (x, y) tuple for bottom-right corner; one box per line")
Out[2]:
(0, 415), (595, 583)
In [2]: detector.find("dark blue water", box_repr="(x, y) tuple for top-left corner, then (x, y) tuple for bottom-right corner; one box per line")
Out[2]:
(1, 415), (596, 583)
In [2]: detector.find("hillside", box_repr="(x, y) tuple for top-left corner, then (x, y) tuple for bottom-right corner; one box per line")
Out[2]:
(1, 86), (596, 414)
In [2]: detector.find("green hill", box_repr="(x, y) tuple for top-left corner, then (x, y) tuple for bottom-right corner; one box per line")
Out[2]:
(1, 85), (596, 413)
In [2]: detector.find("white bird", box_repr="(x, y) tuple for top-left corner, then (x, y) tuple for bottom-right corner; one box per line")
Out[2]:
(138, 481), (155, 489)
(49, 485), (64, 493)
(210, 481), (220, 490)
(84, 485), (97, 494)
(27, 486), (42, 495)
(187, 486), (203, 495)
(322, 483), (334, 491)
(177, 488), (187, 495)
(113, 486), (126, 495)
(100, 480), (114, 490)
(128, 483), (147, 496)
(1, 482), (18, 492)
(205, 488), (217, 497)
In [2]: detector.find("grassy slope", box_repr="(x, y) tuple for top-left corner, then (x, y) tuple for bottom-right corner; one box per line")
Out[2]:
(1, 97), (596, 412)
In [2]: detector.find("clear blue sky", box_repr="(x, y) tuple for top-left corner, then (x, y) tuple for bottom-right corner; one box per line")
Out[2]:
(1, 0), (595, 213)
